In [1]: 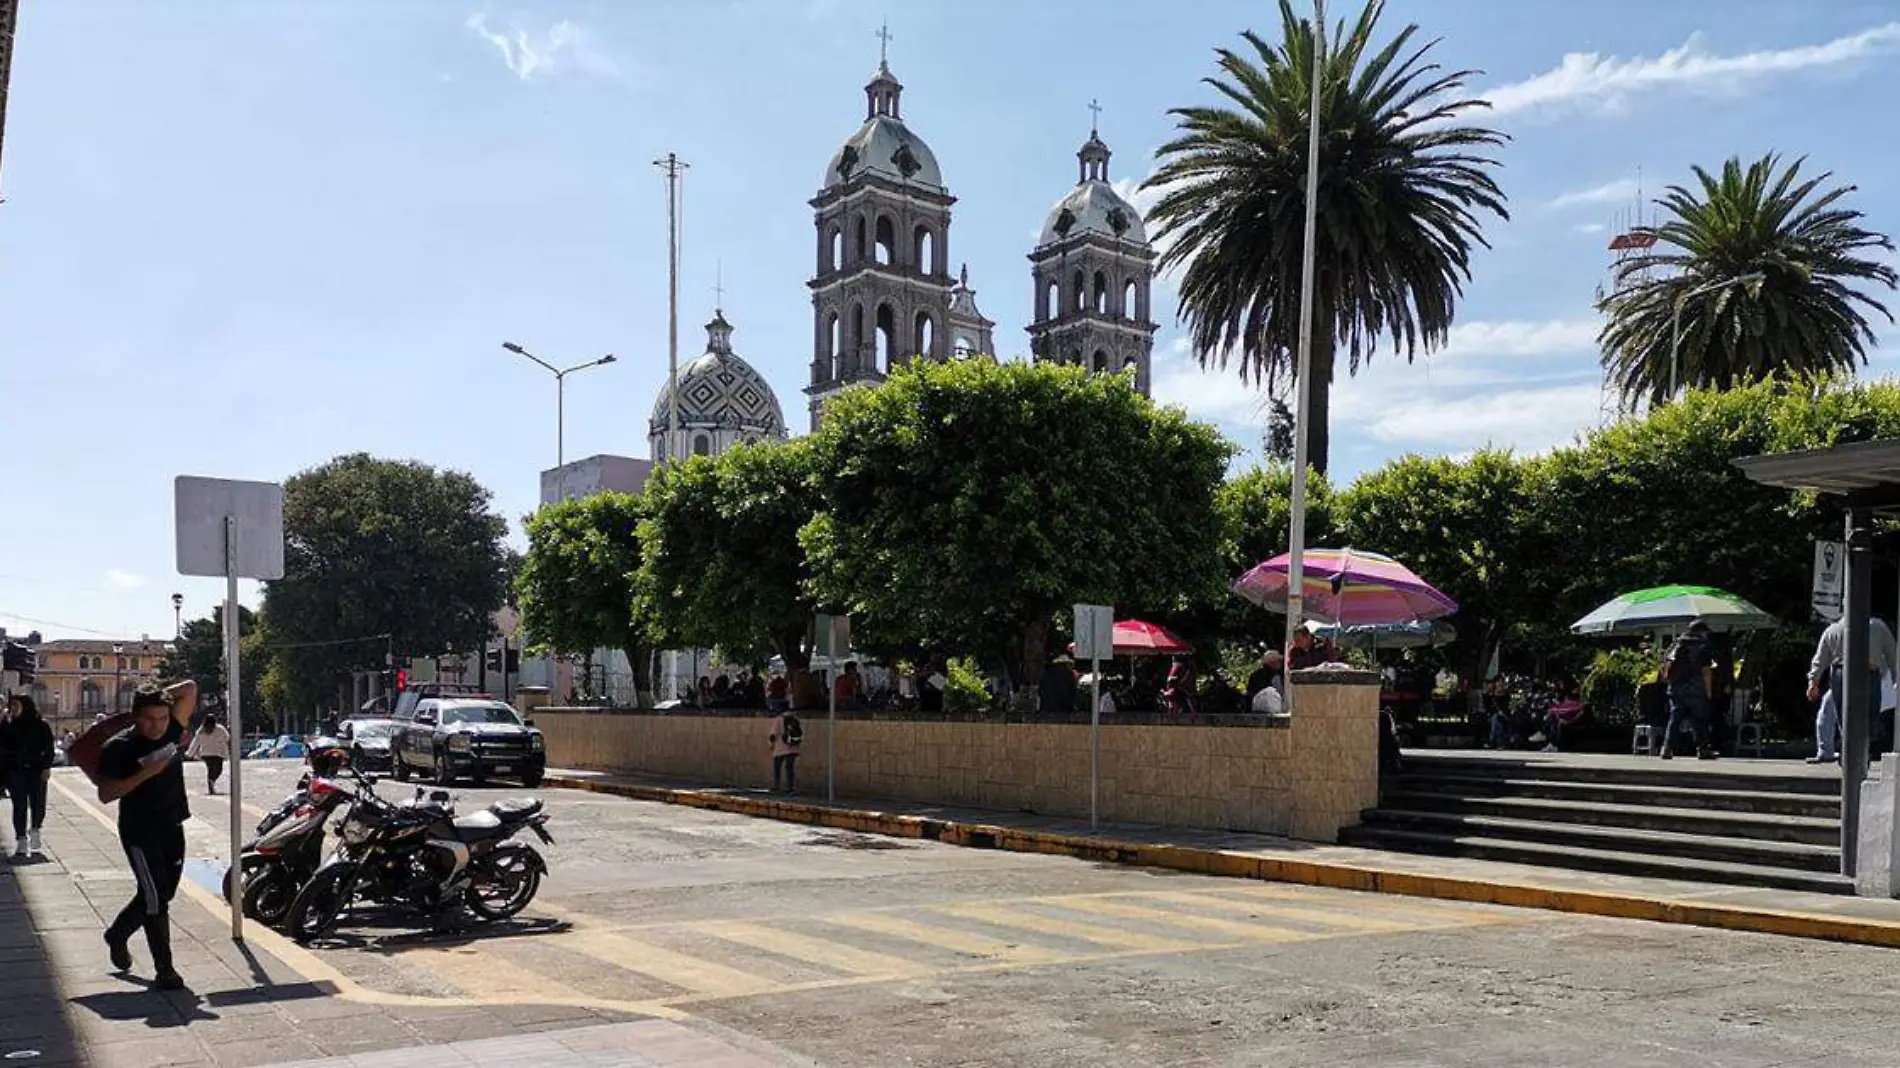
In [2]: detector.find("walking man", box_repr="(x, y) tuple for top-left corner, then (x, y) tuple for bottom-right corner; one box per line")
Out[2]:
(1659, 620), (1716, 760)
(1807, 613), (1898, 763)
(96, 679), (197, 989)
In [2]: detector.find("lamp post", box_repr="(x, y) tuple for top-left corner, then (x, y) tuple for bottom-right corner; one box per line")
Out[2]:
(500, 343), (617, 469)
(1669, 272), (1766, 398)
(112, 642), (124, 713)
(171, 593), (183, 638)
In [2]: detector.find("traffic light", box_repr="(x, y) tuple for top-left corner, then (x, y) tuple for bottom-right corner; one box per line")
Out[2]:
(395, 669), (408, 692)
(505, 649), (520, 673)
(485, 647), (503, 673)
(1, 641), (35, 684)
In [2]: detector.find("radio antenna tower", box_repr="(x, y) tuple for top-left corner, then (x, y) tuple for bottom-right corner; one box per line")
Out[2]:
(1597, 166), (1656, 426)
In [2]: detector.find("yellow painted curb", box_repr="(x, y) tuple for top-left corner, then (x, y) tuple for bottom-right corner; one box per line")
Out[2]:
(546, 773), (1900, 952)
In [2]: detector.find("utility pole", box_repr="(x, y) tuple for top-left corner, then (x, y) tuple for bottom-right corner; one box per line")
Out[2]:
(1284, 9), (1325, 711)
(654, 152), (688, 463)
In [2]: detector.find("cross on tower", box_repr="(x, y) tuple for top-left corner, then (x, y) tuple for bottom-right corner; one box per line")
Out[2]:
(1087, 98), (1102, 136)
(713, 261), (725, 310)
(875, 21), (893, 66)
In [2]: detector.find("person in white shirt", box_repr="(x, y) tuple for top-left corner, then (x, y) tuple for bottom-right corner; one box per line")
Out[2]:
(186, 714), (233, 795)
(1808, 616), (1899, 763)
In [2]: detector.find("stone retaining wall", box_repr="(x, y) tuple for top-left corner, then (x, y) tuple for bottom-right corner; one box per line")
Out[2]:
(534, 669), (1379, 841)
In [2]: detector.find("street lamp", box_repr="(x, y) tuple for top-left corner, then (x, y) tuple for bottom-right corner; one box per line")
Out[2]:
(171, 593), (183, 638)
(1669, 272), (1767, 399)
(501, 343), (616, 468)
(112, 643), (124, 714)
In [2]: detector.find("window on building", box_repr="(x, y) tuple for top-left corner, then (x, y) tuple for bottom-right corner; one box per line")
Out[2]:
(693, 435), (711, 456)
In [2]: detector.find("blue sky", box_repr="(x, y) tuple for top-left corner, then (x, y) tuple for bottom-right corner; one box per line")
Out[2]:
(3, 0), (1898, 640)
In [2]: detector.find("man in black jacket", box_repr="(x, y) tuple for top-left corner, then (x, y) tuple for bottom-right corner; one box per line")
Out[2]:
(96, 679), (197, 989)
(4, 695), (57, 858)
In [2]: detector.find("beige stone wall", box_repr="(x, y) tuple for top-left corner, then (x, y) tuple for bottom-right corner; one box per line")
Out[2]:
(537, 675), (1379, 842)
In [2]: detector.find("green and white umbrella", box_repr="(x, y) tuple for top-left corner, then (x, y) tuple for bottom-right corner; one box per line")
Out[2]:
(1571, 584), (1776, 637)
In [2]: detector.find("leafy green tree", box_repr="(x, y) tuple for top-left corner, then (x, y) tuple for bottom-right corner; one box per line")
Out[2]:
(1599, 154), (1897, 407)
(801, 359), (1233, 693)
(261, 454), (511, 711)
(156, 607), (266, 727)
(1339, 449), (1547, 683)
(637, 441), (821, 673)
(1144, 0), (1508, 474)
(516, 490), (652, 701)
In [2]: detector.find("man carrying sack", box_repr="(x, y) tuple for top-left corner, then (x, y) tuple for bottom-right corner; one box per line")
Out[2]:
(93, 679), (198, 990)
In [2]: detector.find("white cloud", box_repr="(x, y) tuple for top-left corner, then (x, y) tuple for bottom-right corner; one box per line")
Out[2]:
(1548, 178), (1639, 210)
(1573, 222), (1608, 235)
(1435, 318), (1600, 360)
(464, 14), (622, 82)
(104, 570), (144, 592)
(1352, 384), (1604, 450)
(1485, 22), (1900, 117)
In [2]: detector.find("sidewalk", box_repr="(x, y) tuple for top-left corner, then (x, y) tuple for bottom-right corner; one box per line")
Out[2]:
(543, 767), (1900, 950)
(6, 771), (792, 1067)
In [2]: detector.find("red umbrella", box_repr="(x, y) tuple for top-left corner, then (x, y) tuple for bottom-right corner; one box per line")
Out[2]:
(1067, 619), (1192, 658)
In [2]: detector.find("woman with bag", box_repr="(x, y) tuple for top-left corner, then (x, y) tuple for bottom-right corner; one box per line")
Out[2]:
(4, 695), (57, 859)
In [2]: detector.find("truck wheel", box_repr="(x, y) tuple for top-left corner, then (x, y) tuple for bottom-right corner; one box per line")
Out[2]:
(391, 752), (410, 782)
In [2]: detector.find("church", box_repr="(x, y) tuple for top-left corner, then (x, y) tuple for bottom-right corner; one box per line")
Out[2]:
(645, 45), (1160, 461)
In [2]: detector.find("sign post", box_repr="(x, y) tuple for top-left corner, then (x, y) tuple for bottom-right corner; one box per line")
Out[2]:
(1814, 540), (1845, 623)
(175, 477), (284, 942)
(815, 614), (849, 803)
(1074, 604), (1114, 830)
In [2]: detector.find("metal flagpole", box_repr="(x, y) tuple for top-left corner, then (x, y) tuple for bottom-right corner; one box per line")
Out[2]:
(655, 153), (689, 462)
(1284, 7), (1325, 708)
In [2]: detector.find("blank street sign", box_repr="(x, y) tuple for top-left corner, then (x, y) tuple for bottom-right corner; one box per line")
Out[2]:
(174, 476), (286, 580)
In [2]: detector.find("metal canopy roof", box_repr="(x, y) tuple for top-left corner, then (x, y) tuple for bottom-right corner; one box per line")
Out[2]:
(1734, 439), (1900, 510)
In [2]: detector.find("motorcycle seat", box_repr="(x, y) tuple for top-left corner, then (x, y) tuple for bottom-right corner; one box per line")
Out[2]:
(451, 810), (504, 833)
(488, 798), (543, 822)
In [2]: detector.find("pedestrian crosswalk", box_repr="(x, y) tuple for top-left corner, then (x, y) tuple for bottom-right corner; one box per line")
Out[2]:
(368, 885), (1530, 1012)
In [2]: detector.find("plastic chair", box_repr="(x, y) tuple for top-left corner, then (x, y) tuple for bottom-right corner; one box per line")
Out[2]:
(1632, 723), (1656, 756)
(1735, 722), (1765, 758)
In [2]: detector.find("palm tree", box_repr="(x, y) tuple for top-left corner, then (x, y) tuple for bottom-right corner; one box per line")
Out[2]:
(1598, 154), (1897, 406)
(1144, 0), (1507, 475)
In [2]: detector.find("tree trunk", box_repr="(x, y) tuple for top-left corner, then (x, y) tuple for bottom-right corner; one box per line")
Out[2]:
(1008, 615), (1051, 713)
(1304, 319), (1336, 477)
(621, 643), (651, 708)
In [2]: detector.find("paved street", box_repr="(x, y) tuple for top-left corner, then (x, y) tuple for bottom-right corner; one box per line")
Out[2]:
(11, 760), (1900, 1066)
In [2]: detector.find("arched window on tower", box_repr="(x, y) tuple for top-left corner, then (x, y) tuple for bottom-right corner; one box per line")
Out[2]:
(875, 303), (897, 370)
(827, 313), (842, 378)
(914, 227), (936, 275)
(850, 303), (865, 372)
(874, 216), (896, 266)
(1043, 281), (1059, 322)
(1122, 279), (1138, 319)
(693, 434), (711, 457)
(829, 228), (844, 272)
(914, 311), (935, 358)
(1093, 272), (1108, 314)
(1092, 350), (1109, 372)
(954, 332), (975, 358)
(854, 216), (868, 262)
(1072, 270), (1085, 312)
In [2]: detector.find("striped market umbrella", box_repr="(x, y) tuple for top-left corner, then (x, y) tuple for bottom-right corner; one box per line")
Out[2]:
(1570, 584), (1776, 636)
(1232, 548), (1459, 627)
(1305, 618), (1457, 650)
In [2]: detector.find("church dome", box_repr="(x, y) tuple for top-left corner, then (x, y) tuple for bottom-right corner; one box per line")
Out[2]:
(647, 311), (787, 440)
(1039, 180), (1149, 247)
(820, 62), (945, 194)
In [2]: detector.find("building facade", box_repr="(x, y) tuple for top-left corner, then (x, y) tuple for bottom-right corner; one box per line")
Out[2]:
(31, 637), (172, 732)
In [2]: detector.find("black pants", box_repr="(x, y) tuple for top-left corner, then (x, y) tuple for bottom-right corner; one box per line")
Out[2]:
(107, 825), (185, 974)
(204, 756), (225, 790)
(773, 754), (798, 792)
(8, 770), (46, 837)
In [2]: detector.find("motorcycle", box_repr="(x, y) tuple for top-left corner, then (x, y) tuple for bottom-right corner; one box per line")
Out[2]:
(284, 776), (553, 944)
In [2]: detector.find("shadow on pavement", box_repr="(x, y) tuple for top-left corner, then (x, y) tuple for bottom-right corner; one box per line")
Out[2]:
(0, 861), (84, 1062)
(308, 911), (570, 953)
(69, 985), (220, 1029)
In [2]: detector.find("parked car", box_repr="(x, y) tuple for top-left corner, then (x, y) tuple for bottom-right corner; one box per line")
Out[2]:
(390, 698), (544, 787)
(344, 719), (399, 772)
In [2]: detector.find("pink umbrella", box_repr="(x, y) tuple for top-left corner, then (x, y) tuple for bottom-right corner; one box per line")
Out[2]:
(1232, 547), (1457, 626)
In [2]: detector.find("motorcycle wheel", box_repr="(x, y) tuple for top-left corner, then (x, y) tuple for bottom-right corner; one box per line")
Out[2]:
(464, 843), (542, 921)
(287, 864), (356, 944)
(222, 854), (269, 904)
(243, 865), (300, 927)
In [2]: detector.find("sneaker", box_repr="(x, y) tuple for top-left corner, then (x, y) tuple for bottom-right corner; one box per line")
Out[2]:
(1658, 748), (1674, 760)
(26, 829), (41, 855)
(153, 970), (186, 991)
(10, 841), (24, 859)
(1697, 747), (1718, 760)
(105, 933), (133, 971)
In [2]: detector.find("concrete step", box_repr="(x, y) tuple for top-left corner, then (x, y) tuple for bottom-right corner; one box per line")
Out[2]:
(1359, 809), (1841, 872)
(1401, 755), (1838, 796)
(1338, 824), (1855, 896)
(1381, 791), (1840, 846)
(1390, 773), (1840, 819)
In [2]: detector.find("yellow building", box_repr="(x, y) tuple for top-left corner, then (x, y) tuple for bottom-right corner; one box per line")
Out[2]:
(31, 637), (172, 733)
